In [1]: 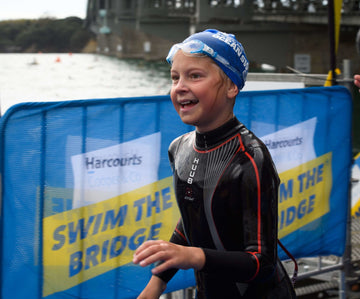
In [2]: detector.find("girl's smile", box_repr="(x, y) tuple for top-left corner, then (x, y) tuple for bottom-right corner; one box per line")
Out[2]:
(178, 99), (199, 110)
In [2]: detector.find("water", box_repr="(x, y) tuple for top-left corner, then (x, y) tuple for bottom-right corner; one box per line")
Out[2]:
(0, 53), (171, 115)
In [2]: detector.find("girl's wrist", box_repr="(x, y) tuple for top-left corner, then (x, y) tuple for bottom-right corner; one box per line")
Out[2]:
(191, 247), (206, 271)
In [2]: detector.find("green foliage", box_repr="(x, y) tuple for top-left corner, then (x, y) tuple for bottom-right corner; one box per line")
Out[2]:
(0, 17), (94, 53)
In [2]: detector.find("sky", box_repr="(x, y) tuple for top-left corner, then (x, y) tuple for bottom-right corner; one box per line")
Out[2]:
(0, 0), (88, 21)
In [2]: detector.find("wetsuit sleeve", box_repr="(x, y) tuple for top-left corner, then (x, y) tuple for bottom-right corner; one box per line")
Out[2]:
(200, 144), (279, 283)
(155, 138), (190, 283)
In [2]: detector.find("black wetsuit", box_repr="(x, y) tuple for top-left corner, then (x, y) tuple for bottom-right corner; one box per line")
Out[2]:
(157, 117), (296, 299)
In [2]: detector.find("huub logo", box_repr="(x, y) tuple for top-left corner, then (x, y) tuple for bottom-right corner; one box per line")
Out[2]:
(187, 157), (199, 184)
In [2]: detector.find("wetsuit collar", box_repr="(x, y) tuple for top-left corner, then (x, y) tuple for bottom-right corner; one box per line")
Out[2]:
(195, 117), (242, 150)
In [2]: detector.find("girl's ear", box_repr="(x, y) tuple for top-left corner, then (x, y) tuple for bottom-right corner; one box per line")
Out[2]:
(226, 80), (239, 99)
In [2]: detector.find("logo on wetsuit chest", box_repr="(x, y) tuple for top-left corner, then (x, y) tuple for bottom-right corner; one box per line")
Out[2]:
(184, 187), (194, 201)
(187, 157), (199, 185)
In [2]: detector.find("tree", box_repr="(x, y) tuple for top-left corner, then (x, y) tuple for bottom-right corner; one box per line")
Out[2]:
(0, 17), (94, 53)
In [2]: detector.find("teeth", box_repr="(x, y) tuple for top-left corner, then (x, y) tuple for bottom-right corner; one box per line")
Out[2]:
(180, 100), (198, 106)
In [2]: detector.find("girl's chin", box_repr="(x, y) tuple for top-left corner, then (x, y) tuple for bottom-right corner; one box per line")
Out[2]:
(178, 115), (197, 127)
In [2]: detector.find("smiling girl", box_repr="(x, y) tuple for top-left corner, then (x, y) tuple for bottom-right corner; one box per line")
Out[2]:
(133, 29), (296, 299)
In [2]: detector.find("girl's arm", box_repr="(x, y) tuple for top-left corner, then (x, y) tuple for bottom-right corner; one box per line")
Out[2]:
(136, 275), (167, 299)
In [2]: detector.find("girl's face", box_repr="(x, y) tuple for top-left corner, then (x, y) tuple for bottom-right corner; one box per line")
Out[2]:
(170, 51), (238, 133)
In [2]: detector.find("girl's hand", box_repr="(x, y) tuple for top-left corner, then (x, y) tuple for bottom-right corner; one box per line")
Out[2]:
(133, 240), (205, 275)
(354, 74), (360, 89)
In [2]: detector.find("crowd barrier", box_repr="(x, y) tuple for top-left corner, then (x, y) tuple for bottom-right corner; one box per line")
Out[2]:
(0, 86), (353, 298)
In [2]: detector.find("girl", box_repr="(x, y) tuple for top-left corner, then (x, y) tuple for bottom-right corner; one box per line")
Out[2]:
(133, 29), (296, 299)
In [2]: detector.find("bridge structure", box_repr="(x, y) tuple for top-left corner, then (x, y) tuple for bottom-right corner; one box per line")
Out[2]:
(85, 0), (360, 74)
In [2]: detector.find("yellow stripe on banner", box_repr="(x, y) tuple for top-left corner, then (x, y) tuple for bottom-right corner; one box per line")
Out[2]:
(278, 152), (332, 238)
(42, 176), (179, 297)
(352, 200), (360, 218)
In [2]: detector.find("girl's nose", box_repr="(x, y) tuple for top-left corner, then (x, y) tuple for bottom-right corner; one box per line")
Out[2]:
(174, 77), (188, 93)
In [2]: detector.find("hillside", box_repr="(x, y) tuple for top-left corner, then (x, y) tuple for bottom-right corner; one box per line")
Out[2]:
(0, 17), (94, 53)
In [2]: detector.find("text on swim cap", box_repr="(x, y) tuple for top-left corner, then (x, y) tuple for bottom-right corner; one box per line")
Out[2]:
(212, 32), (244, 57)
(212, 31), (249, 72)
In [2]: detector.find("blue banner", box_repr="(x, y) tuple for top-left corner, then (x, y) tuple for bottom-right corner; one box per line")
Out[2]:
(0, 86), (353, 298)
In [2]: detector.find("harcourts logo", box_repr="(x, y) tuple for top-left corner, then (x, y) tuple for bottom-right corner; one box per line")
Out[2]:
(260, 117), (317, 173)
(85, 154), (142, 170)
(71, 132), (161, 208)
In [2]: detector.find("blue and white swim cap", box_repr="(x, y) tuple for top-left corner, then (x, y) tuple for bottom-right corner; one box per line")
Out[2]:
(166, 29), (249, 90)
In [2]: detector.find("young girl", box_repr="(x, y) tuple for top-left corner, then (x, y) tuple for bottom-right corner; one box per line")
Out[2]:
(133, 29), (296, 299)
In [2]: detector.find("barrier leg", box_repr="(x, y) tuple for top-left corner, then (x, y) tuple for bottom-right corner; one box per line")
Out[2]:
(339, 269), (346, 299)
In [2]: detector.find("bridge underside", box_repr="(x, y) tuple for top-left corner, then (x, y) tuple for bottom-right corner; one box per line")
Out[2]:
(86, 0), (360, 74)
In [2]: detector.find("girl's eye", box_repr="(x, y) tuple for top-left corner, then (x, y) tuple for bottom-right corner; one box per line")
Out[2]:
(190, 73), (201, 79)
(171, 75), (179, 82)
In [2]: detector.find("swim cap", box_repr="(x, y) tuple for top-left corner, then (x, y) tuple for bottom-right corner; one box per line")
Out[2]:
(166, 29), (249, 90)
